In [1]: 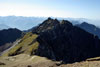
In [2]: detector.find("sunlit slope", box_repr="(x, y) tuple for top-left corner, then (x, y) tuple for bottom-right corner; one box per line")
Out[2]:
(2, 32), (39, 56)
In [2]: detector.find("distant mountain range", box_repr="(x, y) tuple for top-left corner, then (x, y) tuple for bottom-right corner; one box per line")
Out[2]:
(0, 16), (46, 30)
(0, 16), (100, 30)
(0, 24), (10, 30)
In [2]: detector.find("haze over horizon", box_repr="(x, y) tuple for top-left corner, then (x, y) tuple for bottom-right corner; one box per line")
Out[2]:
(0, 0), (100, 20)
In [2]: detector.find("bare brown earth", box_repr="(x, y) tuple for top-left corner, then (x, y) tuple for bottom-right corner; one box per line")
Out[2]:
(0, 54), (100, 67)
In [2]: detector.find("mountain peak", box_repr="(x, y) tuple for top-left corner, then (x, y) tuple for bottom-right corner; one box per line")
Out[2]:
(32, 18), (60, 34)
(35, 19), (100, 63)
(61, 20), (72, 25)
(47, 17), (52, 20)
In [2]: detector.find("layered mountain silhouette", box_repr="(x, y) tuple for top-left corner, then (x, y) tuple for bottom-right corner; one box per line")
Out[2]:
(0, 16), (46, 30)
(76, 22), (100, 38)
(1, 18), (100, 64)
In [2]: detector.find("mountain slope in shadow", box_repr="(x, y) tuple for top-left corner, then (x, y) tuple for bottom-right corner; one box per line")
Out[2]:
(0, 28), (22, 54)
(76, 22), (100, 39)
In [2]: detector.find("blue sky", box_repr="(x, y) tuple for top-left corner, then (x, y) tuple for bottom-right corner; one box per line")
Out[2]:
(0, 0), (100, 20)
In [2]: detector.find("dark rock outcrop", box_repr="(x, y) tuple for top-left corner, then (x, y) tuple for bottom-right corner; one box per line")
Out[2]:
(34, 18), (100, 63)
(76, 22), (100, 39)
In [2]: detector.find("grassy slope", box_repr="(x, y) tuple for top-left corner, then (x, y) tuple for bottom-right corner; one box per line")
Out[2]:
(2, 32), (39, 56)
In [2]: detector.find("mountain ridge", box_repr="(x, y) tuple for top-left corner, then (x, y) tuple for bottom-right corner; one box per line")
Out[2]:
(35, 19), (100, 63)
(76, 22), (100, 38)
(1, 18), (100, 67)
(0, 16), (100, 30)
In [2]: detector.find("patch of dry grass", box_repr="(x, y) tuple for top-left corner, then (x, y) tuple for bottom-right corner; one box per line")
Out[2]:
(2, 32), (38, 56)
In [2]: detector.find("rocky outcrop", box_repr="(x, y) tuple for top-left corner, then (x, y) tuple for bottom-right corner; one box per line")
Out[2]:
(34, 19), (100, 63)
(32, 17), (60, 34)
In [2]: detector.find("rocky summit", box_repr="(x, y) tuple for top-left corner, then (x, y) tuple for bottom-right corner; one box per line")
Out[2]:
(32, 17), (60, 34)
(34, 18), (100, 63)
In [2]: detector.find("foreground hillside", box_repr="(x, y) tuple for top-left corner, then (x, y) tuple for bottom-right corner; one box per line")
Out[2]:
(1, 54), (100, 67)
(0, 18), (100, 67)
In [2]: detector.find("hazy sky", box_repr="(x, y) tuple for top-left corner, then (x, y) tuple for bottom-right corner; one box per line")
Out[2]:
(0, 0), (100, 20)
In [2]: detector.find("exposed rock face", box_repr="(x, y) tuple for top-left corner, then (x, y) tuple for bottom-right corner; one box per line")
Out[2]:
(32, 17), (60, 34)
(34, 18), (100, 63)
(76, 22), (100, 38)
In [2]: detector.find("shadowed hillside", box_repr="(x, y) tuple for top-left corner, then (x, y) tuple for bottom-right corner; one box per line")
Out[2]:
(0, 28), (22, 54)
(0, 28), (22, 46)
(76, 22), (100, 38)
